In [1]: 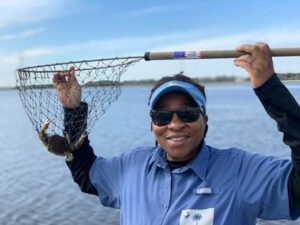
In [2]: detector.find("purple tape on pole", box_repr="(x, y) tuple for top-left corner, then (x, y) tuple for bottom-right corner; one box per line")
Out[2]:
(174, 51), (185, 59)
(174, 51), (201, 59)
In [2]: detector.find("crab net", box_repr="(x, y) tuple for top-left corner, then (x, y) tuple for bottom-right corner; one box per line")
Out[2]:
(17, 57), (142, 146)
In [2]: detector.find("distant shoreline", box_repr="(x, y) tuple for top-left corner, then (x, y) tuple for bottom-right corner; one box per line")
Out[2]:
(1, 73), (299, 90)
(0, 87), (16, 91)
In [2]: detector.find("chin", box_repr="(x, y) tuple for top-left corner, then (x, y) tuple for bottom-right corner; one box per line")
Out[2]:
(166, 146), (200, 161)
(167, 151), (192, 161)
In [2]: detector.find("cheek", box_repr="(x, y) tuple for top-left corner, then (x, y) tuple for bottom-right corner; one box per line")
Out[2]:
(192, 119), (207, 137)
(152, 124), (166, 138)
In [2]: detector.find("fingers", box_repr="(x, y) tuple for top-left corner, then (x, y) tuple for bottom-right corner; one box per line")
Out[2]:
(53, 73), (66, 87)
(65, 66), (75, 77)
(236, 42), (271, 57)
(52, 66), (77, 86)
(235, 44), (254, 54)
(62, 66), (76, 80)
(234, 54), (253, 71)
(67, 66), (78, 83)
(234, 42), (271, 68)
(234, 42), (275, 88)
(234, 44), (257, 70)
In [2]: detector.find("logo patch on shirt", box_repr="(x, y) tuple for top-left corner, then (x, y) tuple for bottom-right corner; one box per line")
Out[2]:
(180, 208), (214, 225)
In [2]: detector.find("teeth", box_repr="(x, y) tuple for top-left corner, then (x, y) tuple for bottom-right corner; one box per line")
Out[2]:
(169, 136), (186, 141)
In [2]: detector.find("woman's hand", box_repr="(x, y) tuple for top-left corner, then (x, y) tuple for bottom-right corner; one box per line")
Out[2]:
(52, 66), (81, 108)
(234, 42), (275, 88)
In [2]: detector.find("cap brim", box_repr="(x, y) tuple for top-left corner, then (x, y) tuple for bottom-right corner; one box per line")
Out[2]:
(149, 81), (206, 110)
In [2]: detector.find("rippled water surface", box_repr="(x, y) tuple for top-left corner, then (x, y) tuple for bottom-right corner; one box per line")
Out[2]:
(0, 81), (300, 225)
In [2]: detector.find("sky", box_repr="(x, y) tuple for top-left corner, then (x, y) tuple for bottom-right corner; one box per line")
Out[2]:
(1, 0), (300, 87)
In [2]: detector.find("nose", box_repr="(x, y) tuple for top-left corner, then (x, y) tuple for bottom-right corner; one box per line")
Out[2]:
(168, 113), (185, 130)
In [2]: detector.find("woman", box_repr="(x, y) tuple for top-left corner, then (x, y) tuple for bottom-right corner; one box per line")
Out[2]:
(53, 43), (300, 225)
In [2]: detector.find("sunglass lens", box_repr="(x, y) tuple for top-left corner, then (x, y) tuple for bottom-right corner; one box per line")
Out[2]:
(151, 110), (172, 126)
(151, 107), (202, 126)
(177, 108), (200, 123)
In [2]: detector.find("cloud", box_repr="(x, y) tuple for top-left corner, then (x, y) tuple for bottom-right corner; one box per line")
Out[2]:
(0, 47), (54, 65)
(2, 27), (300, 64)
(56, 32), (198, 55)
(20, 28), (45, 38)
(22, 48), (55, 57)
(1, 27), (300, 87)
(0, 53), (19, 64)
(119, 5), (186, 17)
(0, 34), (16, 41)
(89, 28), (300, 55)
(118, 28), (300, 80)
(0, 28), (45, 41)
(157, 29), (300, 51)
(0, 0), (71, 27)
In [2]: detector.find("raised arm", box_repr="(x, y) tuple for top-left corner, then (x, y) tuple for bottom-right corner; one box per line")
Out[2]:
(52, 67), (98, 195)
(235, 42), (300, 212)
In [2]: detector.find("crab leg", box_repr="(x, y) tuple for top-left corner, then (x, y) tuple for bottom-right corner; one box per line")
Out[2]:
(71, 132), (87, 151)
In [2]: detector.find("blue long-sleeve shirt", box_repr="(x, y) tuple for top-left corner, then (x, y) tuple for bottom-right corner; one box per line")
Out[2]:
(66, 74), (300, 224)
(90, 142), (292, 225)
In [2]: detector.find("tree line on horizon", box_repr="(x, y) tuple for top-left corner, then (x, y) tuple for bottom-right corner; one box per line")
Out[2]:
(277, 73), (300, 81)
(121, 72), (300, 85)
(1, 72), (299, 90)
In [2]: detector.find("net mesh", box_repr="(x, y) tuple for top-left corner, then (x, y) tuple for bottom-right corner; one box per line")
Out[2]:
(17, 57), (142, 150)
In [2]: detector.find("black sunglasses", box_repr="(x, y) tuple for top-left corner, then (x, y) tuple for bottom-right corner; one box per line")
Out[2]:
(150, 107), (204, 127)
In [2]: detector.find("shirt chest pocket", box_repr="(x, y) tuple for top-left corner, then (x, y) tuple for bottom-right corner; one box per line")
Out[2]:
(180, 208), (214, 225)
(179, 187), (219, 225)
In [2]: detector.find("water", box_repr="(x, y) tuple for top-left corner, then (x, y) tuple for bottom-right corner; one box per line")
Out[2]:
(0, 81), (300, 225)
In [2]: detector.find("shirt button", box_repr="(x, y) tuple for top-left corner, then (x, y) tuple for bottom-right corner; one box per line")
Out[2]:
(163, 204), (168, 208)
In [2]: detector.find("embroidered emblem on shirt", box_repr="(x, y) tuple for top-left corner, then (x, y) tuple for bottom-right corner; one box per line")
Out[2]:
(180, 208), (214, 225)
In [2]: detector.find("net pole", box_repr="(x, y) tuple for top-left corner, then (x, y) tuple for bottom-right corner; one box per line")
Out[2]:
(144, 48), (300, 61)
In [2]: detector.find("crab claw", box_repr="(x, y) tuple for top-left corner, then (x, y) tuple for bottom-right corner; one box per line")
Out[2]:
(39, 119), (51, 145)
(38, 119), (70, 156)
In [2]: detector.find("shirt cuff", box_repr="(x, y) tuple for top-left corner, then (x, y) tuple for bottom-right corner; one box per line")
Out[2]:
(253, 73), (281, 96)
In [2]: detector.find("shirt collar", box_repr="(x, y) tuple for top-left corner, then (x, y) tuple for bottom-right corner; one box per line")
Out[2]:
(148, 147), (168, 172)
(187, 142), (209, 180)
(147, 142), (210, 180)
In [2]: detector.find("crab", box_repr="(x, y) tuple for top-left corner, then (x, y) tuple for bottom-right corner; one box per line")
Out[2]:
(39, 120), (86, 159)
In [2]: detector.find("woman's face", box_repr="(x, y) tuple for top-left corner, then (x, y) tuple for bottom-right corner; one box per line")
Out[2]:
(151, 92), (208, 161)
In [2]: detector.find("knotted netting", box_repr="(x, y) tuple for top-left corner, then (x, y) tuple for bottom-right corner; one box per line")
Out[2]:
(17, 56), (142, 155)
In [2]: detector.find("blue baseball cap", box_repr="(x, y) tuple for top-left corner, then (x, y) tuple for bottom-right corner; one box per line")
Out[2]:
(149, 80), (206, 111)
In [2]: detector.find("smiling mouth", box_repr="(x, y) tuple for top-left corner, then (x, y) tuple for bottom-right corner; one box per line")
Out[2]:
(167, 136), (188, 142)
